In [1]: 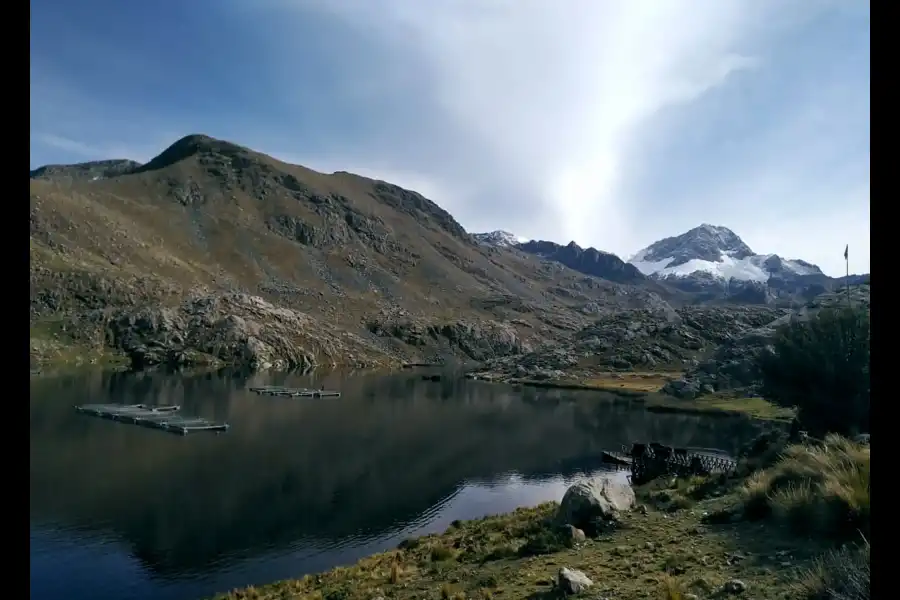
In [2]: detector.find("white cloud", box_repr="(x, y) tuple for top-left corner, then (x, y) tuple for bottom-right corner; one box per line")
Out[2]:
(32, 0), (869, 276)
(301, 1), (766, 251)
(269, 0), (867, 274)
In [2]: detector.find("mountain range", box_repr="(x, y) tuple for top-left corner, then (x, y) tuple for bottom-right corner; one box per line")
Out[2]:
(30, 133), (868, 371)
(475, 224), (868, 304)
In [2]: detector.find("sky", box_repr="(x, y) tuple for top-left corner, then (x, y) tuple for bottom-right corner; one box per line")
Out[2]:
(30, 0), (870, 276)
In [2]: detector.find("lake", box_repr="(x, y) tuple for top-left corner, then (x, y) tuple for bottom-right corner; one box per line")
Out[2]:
(30, 369), (764, 600)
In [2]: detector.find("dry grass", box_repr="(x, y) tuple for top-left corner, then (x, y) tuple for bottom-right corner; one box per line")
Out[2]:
(795, 539), (869, 600)
(213, 486), (834, 600)
(209, 435), (871, 600)
(30, 317), (129, 370)
(659, 574), (688, 600)
(739, 435), (870, 539)
(582, 371), (677, 393)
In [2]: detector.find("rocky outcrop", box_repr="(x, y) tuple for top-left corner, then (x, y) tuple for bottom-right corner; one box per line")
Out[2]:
(103, 293), (396, 371)
(518, 240), (645, 284)
(662, 326), (777, 398)
(30, 159), (142, 181)
(663, 292), (871, 399)
(366, 318), (532, 361)
(470, 305), (784, 382)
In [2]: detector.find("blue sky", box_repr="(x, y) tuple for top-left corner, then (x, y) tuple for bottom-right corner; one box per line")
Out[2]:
(31, 0), (870, 276)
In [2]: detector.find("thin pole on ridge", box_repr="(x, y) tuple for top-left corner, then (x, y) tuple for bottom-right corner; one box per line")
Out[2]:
(844, 244), (851, 308)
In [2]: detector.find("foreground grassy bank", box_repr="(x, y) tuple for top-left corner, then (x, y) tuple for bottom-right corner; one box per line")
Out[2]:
(214, 435), (869, 600)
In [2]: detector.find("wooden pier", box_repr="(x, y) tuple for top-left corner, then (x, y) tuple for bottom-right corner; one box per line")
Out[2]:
(75, 404), (229, 435)
(248, 386), (341, 398)
(601, 443), (738, 485)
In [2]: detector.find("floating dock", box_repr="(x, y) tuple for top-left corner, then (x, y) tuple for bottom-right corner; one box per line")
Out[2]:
(248, 386), (341, 398)
(75, 404), (229, 435)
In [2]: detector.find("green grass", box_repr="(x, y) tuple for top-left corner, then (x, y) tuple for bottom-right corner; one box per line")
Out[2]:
(30, 317), (129, 372)
(209, 435), (871, 600)
(645, 394), (796, 421)
(505, 376), (794, 421)
(212, 471), (839, 600)
(508, 378), (650, 397)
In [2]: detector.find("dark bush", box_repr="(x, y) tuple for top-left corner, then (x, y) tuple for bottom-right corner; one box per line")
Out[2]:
(518, 528), (571, 556)
(757, 307), (869, 436)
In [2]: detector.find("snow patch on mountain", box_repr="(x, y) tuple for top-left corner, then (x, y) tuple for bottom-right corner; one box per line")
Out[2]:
(629, 225), (825, 283)
(472, 230), (529, 246)
(632, 253), (769, 283)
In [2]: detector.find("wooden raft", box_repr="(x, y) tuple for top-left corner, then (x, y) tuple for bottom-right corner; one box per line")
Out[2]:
(75, 404), (229, 435)
(248, 386), (341, 398)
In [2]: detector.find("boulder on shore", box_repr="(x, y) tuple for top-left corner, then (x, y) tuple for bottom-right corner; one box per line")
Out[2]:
(557, 567), (593, 594)
(556, 477), (635, 533)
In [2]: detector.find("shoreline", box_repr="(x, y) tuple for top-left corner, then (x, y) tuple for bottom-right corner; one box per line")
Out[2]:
(212, 434), (864, 600)
(474, 376), (794, 422)
(29, 349), (793, 421)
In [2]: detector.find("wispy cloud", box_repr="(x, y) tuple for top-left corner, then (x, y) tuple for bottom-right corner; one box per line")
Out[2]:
(30, 0), (869, 275)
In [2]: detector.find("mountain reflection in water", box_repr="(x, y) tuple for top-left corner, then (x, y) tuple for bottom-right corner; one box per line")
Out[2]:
(30, 369), (764, 600)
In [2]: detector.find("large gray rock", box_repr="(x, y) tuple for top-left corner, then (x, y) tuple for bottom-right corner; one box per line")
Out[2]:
(556, 477), (635, 530)
(557, 567), (593, 594)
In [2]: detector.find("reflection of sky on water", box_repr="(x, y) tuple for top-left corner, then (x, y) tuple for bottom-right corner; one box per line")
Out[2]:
(31, 470), (620, 600)
(31, 369), (762, 600)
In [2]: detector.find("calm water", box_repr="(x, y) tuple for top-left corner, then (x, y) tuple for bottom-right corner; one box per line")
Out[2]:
(30, 369), (763, 600)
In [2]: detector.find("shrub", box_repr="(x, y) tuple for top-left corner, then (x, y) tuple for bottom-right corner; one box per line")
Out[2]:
(757, 307), (869, 436)
(738, 435), (869, 539)
(397, 537), (421, 551)
(430, 544), (455, 562)
(518, 527), (570, 557)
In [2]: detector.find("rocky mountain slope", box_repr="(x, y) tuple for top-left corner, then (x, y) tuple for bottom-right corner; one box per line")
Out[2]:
(628, 224), (867, 304)
(30, 159), (142, 182)
(31, 134), (675, 371)
(470, 304), (785, 382)
(474, 233), (646, 285)
(471, 281), (870, 393)
(515, 240), (647, 285)
(662, 282), (871, 400)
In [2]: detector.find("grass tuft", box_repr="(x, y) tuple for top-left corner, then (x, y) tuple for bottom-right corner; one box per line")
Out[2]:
(388, 561), (401, 584)
(659, 574), (687, 600)
(795, 538), (869, 600)
(430, 544), (455, 562)
(738, 435), (869, 538)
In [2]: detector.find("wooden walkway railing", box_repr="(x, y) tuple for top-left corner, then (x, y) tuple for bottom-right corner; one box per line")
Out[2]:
(601, 442), (738, 485)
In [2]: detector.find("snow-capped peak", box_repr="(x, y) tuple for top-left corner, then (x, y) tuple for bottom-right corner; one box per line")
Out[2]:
(472, 230), (528, 247)
(628, 224), (824, 284)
